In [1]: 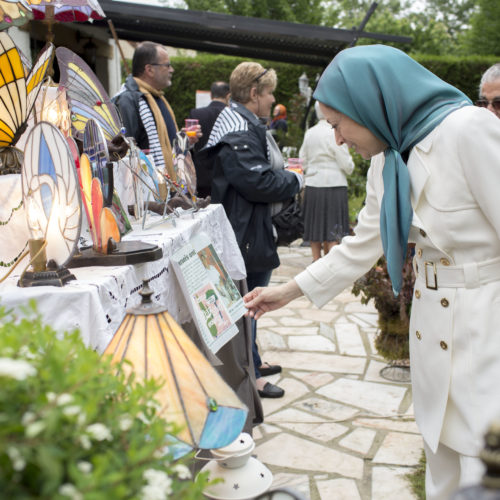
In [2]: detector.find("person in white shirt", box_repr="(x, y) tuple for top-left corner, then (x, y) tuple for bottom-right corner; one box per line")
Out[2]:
(299, 101), (354, 261)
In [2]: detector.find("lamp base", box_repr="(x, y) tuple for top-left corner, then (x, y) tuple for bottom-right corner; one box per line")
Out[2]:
(18, 267), (76, 287)
(68, 241), (163, 268)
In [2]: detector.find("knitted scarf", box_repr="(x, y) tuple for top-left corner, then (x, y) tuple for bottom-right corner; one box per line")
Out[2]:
(134, 77), (177, 180)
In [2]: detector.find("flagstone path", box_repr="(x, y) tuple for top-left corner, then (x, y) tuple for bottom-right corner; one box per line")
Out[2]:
(252, 243), (422, 500)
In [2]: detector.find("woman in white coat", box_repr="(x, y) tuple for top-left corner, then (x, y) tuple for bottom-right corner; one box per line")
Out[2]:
(300, 101), (354, 261)
(244, 45), (500, 500)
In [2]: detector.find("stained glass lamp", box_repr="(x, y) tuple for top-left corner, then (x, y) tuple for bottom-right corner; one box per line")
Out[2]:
(29, 0), (105, 42)
(0, 0), (33, 31)
(19, 121), (81, 287)
(103, 281), (248, 449)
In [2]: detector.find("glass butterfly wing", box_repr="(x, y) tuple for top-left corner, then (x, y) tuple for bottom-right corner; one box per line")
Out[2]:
(56, 46), (121, 142)
(21, 122), (82, 267)
(82, 118), (112, 205)
(0, 32), (53, 148)
(173, 132), (197, 197)
(0, 0), (33, 31)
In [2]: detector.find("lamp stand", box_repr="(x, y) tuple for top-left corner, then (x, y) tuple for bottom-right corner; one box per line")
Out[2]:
(18, 239), (76, 287)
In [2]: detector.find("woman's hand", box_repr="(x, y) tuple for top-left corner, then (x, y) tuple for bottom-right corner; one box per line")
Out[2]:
(243, 279), (303, 320)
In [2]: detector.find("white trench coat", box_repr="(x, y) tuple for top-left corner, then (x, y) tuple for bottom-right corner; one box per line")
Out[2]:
(295, 106), (500, 455)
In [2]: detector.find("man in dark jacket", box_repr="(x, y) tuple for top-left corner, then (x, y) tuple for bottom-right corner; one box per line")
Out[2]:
(112, 41), (199, 181)
(207, 62), (303, 399)
(189, 81), (230, 197)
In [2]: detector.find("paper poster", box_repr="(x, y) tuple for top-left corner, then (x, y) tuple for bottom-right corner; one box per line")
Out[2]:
(171, 232), (246, 353)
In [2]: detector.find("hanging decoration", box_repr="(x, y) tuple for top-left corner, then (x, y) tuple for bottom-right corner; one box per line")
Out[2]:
(172, 131), (197, 200)
(0, 0), (32, 31)
(0, 32), (54, 174)
(56, 46), (122, 142)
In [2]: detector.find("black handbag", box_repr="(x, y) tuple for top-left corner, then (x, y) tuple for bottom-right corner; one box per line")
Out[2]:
(272, 195), (304, 246)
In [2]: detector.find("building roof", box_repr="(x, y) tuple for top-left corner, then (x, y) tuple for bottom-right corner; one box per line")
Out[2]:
(96, 0), (412, 66)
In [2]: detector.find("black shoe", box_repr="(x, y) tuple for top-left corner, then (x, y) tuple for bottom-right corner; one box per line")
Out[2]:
(258, 382), (285, 398)
(259, 363), (282, 377)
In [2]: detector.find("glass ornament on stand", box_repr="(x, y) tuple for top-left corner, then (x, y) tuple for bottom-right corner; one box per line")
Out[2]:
(18, 121), (81, 287)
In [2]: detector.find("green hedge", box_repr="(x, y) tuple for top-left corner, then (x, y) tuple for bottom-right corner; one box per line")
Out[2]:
(164, 53), (322, 127)
(163, 52), (498, 132)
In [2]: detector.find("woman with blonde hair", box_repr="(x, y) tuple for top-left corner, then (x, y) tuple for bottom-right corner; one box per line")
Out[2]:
(207, 62), (303, 399)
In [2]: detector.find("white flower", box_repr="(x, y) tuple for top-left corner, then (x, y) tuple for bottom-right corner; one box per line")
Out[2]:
(63, 405), (81, 417)
(77, 412), (86, 426)
(140, 484), (168, 500)
(0, 358), (36, 380)
(25, 421), (45, 438)
(46, 392), (57, 403)
(77, 461), (93, 474)
(137, 412), (150, 425)
(56, 393), (74, 406)
(119, 415), (133, 432)
(18, 345), (36, 360)
(7, 447), (26, 471)
(86, 423), (112, 441)
(78, 435), (92, 450)
(59, 483), (83, 500)
(141, 469), (173, 500)
(21, 411), (37, 426)
(172, 464), (191, 480)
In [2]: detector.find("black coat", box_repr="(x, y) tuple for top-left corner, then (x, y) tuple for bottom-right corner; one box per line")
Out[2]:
(189, 100), (227, 197)
(210, 102), (301, 273)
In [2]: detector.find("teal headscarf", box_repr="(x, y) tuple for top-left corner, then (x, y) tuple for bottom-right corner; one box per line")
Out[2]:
(314, 45), (471, 295)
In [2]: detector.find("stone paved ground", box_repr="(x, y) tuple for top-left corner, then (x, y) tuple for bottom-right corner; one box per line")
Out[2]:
(252, 243), (422, 500)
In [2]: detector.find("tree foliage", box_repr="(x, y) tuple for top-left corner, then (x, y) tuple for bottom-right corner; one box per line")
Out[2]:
(462, 0), (500, 56)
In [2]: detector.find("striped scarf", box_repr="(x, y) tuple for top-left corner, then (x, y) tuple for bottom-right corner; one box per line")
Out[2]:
(134, 77), (177, 180)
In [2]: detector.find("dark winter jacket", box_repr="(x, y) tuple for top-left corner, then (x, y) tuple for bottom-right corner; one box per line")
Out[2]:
(208, 102), (301, 273)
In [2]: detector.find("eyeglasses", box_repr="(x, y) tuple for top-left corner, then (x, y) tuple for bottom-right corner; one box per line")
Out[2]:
(475, 97), (500, 111)
(255, 69), (269, 82)
(150, 62), (172, 69)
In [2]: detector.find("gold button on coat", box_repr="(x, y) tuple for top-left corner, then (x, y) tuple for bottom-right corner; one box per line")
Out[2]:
(440, 258), (450, 266)
(441, 298), (449, 307)
(417, 248), (423, 258)
(419, 229), (427, 237)
(416, 331), (422, 340)
(440, 341), (448, 350)
(415, 290), (421, 299)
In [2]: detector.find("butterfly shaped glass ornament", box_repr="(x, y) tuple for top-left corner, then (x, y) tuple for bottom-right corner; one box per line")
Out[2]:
(0, 32), (54, 174)
(56, 46), (122, 143)
(82, 118), (130, 236)
(19, 121), (81, 287)
(0, 0), (32, 31)
(172, 131), (197, 201)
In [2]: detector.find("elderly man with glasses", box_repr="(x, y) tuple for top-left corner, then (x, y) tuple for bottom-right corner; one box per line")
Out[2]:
(113, 41), (200, 181)
(477, 63), (500, 119)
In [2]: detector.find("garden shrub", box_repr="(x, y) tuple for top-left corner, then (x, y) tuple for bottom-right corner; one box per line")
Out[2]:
(0, 302), (207, 500)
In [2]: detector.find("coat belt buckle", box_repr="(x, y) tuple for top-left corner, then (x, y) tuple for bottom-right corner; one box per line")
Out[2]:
(424, 261), (438, 290)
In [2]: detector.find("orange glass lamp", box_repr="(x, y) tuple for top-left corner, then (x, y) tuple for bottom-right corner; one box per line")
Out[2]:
(103, 281), (248, 449)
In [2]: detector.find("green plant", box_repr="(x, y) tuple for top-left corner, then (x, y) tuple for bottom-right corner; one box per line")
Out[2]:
(351, 246), (415, 360)
(0, 302), (207, 500)
(406, 450), (426, 500)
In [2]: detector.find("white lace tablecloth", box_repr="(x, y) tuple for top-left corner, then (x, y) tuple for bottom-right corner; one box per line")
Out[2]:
(0, 202), (246, 353)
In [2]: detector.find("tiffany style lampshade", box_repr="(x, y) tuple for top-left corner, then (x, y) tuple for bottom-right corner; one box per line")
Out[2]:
(103, 280), (248, 450)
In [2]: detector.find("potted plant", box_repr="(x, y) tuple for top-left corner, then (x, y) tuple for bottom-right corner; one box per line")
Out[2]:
(0, 302), (207, 499)
(351, 245), (415, 366)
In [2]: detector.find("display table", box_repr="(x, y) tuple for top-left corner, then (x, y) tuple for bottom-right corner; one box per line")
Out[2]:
(0, 194), (263, 429)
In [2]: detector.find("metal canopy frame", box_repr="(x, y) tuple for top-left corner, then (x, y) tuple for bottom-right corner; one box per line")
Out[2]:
(96, 0), (411, 66)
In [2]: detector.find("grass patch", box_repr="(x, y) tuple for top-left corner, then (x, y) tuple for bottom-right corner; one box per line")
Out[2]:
(407, 450), (426, 500)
